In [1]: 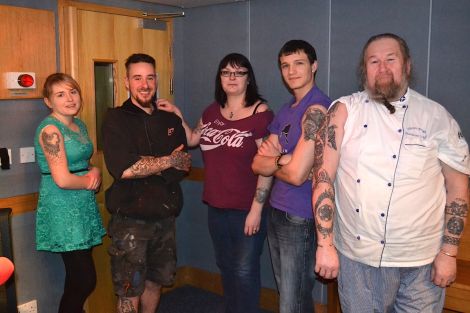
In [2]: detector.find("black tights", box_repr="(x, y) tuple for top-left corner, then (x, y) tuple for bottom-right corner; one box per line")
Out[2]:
(59, 249), (96, 313)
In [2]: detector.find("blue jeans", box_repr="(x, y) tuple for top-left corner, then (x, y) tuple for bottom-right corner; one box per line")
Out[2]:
(208, 206), (267, 313)
(268, 207), (316, 313)
(338, 251), (445, 313)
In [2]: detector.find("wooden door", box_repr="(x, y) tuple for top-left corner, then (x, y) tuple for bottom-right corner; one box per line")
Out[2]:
(59, 2), (173, 312)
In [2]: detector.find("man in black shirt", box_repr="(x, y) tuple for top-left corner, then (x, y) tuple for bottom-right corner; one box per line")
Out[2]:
(102, 53), (190, 313)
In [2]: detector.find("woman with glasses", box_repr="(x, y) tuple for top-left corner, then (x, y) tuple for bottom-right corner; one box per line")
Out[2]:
(158, 53), (273, 313)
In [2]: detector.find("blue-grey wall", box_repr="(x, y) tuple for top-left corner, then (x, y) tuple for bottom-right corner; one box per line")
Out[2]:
(2, 0), (470, 311)
(173, 0), (470, 305)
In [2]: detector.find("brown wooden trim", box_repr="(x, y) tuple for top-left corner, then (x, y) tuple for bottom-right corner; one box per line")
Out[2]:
(60, 0), (169, 20)
(186, 167), (204, 182)
(167, 266), (327, 313)
(0, 193), (38, 215)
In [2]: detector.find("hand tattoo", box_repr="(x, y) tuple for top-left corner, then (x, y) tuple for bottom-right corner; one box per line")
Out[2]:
(170, 150), (191, 170)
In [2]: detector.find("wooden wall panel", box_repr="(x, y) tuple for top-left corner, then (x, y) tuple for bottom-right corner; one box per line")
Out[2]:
(0, 5), (56, 99)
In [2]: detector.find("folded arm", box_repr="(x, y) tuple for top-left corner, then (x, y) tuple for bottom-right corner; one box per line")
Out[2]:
(121, 144), (191, 179)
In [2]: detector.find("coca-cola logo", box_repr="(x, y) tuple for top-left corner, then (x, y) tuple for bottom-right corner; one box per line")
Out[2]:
(200, 122), (253, 151)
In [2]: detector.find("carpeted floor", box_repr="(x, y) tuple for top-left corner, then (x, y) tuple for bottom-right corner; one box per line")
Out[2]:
(158, 285), (274, 313)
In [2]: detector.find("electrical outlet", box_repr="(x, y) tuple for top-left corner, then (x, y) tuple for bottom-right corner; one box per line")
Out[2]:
(17, 299), (37, 313)
(19, 147), (35, 163)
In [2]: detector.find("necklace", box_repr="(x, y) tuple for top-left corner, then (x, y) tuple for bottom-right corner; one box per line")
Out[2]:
(229, 111), (234, 119)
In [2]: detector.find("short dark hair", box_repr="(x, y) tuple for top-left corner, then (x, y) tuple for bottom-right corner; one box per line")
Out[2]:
(278, 39), (318, 68)
(358, 33), (412, 87)
(125, 53), (156, 75)
(43, 73), (82, 101)
(214, 53), (266, 108)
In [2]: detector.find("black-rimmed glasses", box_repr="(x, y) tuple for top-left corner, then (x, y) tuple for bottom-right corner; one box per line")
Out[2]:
(220, 70), (248, 77)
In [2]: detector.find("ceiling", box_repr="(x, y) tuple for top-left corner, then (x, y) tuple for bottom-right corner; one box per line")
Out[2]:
(137, 0), (246, 9)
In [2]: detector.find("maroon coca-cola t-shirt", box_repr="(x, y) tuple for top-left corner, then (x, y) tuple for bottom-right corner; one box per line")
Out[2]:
(200, 102), (273, 210)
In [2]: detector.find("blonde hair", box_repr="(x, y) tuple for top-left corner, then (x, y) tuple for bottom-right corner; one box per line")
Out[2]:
(43, 73), (82, 100)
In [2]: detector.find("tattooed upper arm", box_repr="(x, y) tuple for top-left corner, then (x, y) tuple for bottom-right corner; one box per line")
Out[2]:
(302, 106), (327, 141)
(40, 126), (62, 161)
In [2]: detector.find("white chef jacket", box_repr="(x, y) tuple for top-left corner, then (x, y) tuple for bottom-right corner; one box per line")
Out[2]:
(332, 88), (470, 267)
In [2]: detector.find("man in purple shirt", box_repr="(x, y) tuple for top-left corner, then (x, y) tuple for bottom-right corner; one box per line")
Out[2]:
(252, 39), (333, 313)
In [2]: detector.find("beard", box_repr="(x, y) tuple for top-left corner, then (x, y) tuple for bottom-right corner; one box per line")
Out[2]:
(366, 74), (407, 114)
(369, 76), (402, 102)
(133, 88), (155, 108)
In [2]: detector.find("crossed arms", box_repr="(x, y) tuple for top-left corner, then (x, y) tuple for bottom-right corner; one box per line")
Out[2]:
(252, 103), (340, 278)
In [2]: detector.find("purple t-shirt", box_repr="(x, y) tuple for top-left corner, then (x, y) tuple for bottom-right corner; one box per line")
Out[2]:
(268, 86), (331, 219)
(200, 102), (274, 210)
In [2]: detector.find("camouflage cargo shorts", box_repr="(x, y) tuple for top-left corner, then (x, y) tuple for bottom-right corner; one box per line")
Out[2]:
(107, 214), (176, 297)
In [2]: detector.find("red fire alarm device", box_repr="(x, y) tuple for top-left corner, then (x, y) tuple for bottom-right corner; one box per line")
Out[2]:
(4, 72), (36, 89)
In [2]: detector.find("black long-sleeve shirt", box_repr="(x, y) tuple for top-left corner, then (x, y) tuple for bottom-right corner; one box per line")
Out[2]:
(102, 98), (188, 220)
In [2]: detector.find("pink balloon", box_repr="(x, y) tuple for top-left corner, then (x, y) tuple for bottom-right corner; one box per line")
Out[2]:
(0, 257), (14, 285)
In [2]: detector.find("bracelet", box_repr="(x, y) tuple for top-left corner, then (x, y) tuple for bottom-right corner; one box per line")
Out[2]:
(275, 154), (283, 169)
(440, 250), (457, 258)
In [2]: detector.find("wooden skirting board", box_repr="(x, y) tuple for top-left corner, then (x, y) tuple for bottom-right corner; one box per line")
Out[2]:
(167, 266), (328, 313)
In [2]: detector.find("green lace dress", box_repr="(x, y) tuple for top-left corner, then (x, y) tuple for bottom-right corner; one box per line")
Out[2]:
(34, 116), (105, 252)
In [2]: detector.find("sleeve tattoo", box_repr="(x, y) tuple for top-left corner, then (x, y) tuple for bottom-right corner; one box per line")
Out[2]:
(443, 198), (468, 246)
(311, 108), (337, 240)
(130, 156), (168, 177)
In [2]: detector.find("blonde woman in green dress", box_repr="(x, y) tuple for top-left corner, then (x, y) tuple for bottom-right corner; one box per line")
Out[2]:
(34, 73), (105, 313)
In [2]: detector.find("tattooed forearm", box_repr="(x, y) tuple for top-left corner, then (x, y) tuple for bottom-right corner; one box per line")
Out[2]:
(118, 298), (137, 313)
(318, 204), (333, 222)
(443, 235), (460, 246)
(130, 151), (190, 178)
(443, 198), (467, 242)
(130, 156), (167, 177)
(314, 188), (335, 210)
(447, 217), (464, 236)
(317, 223), (333, 239)
(303, 108), (326, 141)
(41, 131), (61, 157)
(314, 168), (333, 185)
(445, 199), (468, 217)
(254, 187), (269, 204)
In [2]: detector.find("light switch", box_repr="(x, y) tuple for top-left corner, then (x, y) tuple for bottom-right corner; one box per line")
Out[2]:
(20, 147), (35, 163)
